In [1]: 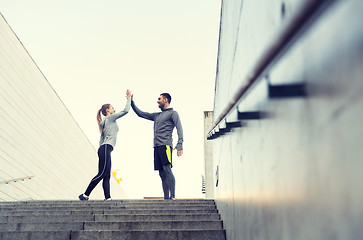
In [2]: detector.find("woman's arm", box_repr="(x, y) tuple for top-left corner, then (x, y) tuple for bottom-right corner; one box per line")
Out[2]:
(108, 90), (132, 121)
(108, 98), (131, 121)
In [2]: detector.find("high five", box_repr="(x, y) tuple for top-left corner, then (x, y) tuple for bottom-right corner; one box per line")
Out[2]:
(78, 91), (183, 200)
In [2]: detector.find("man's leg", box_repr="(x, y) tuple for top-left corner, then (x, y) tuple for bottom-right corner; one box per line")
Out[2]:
(155, 145), (175, 199)
(162, 164), (175, 198)
(159, 168), (170, 199)
(164, 145), (175, 198)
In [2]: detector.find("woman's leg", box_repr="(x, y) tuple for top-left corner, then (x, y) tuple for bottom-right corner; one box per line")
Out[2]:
(84, 144), (111, 197)
(102, 147), (112, 199)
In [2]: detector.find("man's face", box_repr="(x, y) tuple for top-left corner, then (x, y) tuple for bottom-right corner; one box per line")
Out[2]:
(157, 95), (167, 109)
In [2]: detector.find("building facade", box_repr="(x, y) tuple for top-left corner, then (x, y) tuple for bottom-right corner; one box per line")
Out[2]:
(209, 0), (363, 239)
(0, 13), (126, 200)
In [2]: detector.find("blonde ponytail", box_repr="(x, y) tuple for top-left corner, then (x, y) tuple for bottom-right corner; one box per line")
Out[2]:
(97, 109), (103, 133)
(97, 104), (111, 133)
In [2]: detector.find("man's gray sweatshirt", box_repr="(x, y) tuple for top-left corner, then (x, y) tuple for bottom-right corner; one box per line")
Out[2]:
(131, 100), (183, 149)
(99, 98), (131, 148)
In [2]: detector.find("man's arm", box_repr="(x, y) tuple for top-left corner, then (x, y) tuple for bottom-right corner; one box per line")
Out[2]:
(131, 98), (155, 121)
(172, 111), (183, 156)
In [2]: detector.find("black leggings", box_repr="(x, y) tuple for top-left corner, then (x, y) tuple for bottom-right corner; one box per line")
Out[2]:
(85, 144), (113, 199)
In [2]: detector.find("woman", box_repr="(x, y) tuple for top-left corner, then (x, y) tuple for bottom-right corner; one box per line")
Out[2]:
(79, 89), (132, 201)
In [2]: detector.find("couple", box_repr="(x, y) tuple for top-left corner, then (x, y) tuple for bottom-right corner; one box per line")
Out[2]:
(78, 90), (183, 201)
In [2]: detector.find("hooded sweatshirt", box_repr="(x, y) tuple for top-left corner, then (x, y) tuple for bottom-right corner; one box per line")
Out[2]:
(131, 100), (183, 149)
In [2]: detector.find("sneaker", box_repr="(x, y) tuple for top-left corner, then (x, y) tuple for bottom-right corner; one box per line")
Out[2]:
(78, 194), (89, 201)
(169, 197), (175, 200)
(104, 198), (112, 201)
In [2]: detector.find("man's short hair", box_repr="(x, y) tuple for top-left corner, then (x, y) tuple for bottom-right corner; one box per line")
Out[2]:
(160, 93), (172, 104)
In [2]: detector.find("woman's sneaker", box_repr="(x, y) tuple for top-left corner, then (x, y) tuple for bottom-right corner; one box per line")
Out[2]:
(78, 194), (89, 201)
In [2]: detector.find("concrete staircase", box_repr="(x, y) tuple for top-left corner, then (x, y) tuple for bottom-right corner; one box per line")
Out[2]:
(0, 199), (226, 240)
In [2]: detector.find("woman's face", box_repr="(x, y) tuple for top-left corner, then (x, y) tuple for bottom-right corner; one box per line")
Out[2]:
(106, 105), (115, 115)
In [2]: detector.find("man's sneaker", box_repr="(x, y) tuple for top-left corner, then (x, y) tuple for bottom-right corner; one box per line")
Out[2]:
(78, 194), (89, 201)
(104, 198), (112, 201)
(169, 197), (175, 200)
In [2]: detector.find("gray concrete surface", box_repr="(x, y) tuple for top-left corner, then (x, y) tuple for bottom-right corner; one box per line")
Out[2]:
(0, 199), (226, 240)
(211, 0), (363, 239)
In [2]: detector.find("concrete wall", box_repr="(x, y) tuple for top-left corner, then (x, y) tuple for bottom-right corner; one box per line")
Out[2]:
(203, 111), (214, 199)
(212, 0), (363, 239)
(0, 14), (126, 200)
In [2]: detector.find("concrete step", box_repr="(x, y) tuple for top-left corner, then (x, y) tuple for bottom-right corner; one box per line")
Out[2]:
(0, 210), (103, 216)
(0, 199), (214, 206)
(0, 214), (95, 223)
(0, 199), (226, 239)
(0, 231), (70, 240)
(71, 230), (226, 240)
(95, 213), (221, 222)
(0, 220), (223, 232)
(0, 213), (220, 223)
(0, 222), (84, 231)
(0, 209), (218, 216)
(0, 229), (226, 240)
(0, 201), (214, 206)
(84, 220), (223, 231)
(0, 205), (216, 211)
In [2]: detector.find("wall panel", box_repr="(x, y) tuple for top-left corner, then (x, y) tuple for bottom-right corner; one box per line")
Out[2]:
(0, 14), (126, 200)
(212, 0), (363, 239)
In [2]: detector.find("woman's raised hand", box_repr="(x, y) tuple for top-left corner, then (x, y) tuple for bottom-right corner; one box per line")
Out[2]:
(126, 89), (132, 99)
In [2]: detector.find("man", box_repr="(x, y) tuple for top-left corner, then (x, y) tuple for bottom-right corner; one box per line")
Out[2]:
(131, 93), (183, 200)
